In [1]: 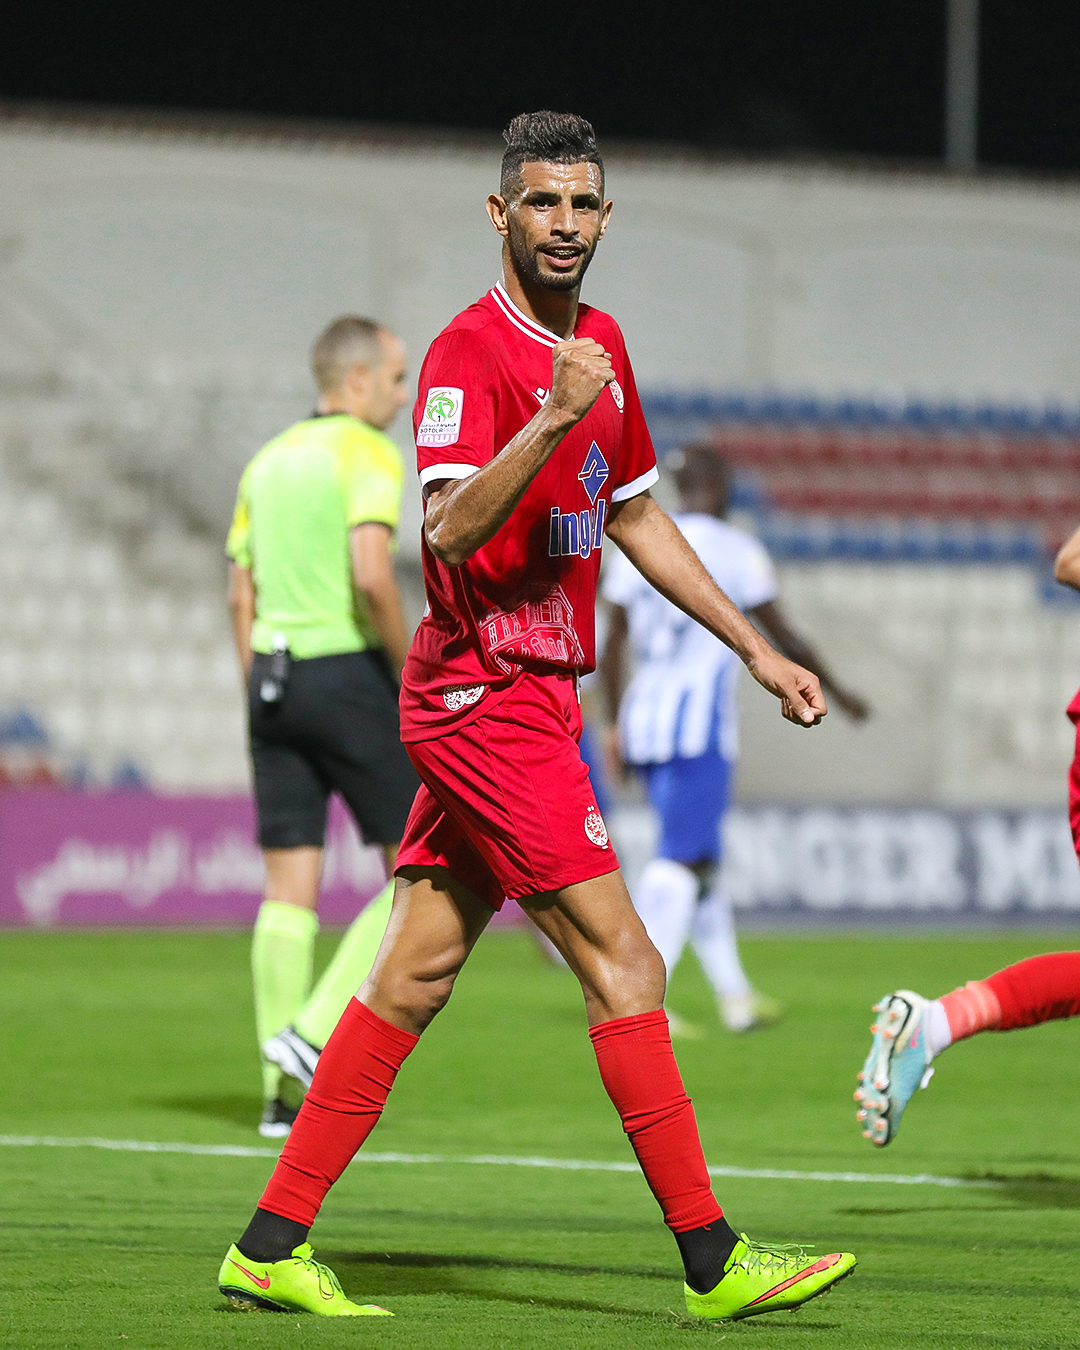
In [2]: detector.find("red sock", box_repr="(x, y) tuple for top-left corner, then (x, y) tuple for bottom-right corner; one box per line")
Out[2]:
(939, 979), (1002, 1043)
(259, 999), (419, 1225)
(984, 952), (1080, 1031)
(589, 1010), (724, 1233)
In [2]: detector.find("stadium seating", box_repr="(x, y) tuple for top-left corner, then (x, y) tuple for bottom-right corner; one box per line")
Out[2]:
(644, 392), (1080, 561)
(0, 348), (430, 791)
(0, 367), (247, 789)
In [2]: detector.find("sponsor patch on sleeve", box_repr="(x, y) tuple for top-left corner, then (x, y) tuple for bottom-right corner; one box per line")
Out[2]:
(417, 387), (464, 447)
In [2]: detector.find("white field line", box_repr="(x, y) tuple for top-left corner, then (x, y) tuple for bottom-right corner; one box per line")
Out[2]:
(0, 1134), (996, 1189)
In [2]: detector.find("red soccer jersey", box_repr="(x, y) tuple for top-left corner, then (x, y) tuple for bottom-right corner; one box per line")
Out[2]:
(400, 283), (658, 741)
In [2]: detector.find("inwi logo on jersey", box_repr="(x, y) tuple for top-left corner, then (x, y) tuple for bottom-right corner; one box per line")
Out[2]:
(549, 443), (609, 559)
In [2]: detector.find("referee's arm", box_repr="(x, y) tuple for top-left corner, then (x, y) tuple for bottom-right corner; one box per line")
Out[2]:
(228, 562), (256, 679)
(350, 523), (411, 678)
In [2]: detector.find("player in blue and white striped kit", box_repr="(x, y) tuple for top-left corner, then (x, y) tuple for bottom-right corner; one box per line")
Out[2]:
(600, 447), (869, 1033)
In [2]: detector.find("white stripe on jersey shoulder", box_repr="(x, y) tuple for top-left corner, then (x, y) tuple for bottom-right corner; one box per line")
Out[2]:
(610, 465), (660, 502)
(490, 283), (560, 348)
(418, 462), (480, 488)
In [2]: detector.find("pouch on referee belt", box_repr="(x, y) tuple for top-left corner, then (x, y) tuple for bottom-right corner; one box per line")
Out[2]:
(259, 635), (291, 704)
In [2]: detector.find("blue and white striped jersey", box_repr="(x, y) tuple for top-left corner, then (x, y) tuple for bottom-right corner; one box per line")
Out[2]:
(602, 514), (776, 765)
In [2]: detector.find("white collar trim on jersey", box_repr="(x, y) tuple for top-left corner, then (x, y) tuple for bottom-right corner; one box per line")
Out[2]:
(490, 282), (565, 349)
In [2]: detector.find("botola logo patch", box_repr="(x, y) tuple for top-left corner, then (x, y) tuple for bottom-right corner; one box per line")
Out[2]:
(417, 386), (464, 448)
(584, 808), (609, 848)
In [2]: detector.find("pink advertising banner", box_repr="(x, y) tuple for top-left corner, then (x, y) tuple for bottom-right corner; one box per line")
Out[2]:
(0, 791), (525, 928)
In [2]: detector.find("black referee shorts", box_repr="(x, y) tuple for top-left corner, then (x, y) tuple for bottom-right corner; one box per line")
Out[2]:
(248, 648), (419, 850)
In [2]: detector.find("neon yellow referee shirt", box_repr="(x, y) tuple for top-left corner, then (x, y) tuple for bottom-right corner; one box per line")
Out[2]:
(226, 414), (404, 659)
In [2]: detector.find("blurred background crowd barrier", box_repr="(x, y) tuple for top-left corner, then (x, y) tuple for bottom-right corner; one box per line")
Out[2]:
(2, 105), (1080, 920)
(3, 796), (1075, 926)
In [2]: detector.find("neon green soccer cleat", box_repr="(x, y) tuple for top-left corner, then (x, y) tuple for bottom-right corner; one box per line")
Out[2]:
(684, 1235), (856, 1321)
(218, 1242), (392, 1316)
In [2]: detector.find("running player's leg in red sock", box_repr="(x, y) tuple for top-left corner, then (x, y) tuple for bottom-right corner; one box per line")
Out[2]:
(983, 952), (1080, 1030)
(938, 952), (1080, 1047)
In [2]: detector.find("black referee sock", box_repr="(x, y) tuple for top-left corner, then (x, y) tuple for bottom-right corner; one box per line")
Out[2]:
(236, 1208), (310, 1263)
(674, 1217), (741, 1294)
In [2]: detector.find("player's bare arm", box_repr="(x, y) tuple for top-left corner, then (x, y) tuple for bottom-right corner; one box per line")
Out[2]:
(749, 599), (870, 722)
(227, 561), (255, 678)
(606, 493), (826, 726)
(350, 523), (411, 677)
(1054, 522), (1080, 591)
(424, 337), (614, 566)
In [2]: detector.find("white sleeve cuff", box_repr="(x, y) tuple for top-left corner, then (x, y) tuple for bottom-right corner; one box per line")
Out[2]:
(610, 464), (660, 502)
(418, 462), (480, 488)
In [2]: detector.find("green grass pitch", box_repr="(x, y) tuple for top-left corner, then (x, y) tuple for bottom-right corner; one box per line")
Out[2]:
(4, 926), (1080, 1349)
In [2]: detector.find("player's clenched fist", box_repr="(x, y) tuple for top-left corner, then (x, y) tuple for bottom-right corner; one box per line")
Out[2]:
(549, 338), (614, 421)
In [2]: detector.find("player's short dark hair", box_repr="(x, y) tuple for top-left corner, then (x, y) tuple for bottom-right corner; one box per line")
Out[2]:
(311, 316), (385, 392)
(500, 111), (604, 199)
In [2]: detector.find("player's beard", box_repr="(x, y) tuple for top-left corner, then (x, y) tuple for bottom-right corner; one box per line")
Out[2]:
(508, 220), (598, 293)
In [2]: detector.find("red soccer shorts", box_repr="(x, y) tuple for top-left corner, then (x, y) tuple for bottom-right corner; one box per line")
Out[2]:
(396, 670), (619, 909)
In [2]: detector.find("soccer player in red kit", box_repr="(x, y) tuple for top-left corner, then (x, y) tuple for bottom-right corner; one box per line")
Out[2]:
(217, 111), (856, 1323)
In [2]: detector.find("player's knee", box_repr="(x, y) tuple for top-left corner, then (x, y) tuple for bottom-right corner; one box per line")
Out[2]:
(583, 929), (666, 1015)
(376, 958), (461, 1032)
(628, 935), (667, 1004)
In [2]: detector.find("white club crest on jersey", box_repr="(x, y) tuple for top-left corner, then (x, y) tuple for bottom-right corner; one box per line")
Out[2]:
(534, 387), (549, 405)
(610, 380), (624, 411)
(443, 684), (485, 712)
(584, 809), (609, 848)
(418, 387), (464, 447)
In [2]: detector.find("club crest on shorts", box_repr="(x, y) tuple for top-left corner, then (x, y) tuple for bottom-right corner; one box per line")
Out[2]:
(584, 807), (609, 848)
(443, 683), (485, 712)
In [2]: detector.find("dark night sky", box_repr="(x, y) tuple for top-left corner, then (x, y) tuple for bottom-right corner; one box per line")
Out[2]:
(1, 0), (1078, 171)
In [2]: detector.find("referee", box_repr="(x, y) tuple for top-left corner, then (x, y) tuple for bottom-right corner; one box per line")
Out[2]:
(226, 315), (420, 1137)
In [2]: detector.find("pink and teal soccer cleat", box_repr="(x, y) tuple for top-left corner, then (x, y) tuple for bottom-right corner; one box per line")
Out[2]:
(855, 990), (935, 1146)
(218, 1242), (392, 1316)
(684, 1235), (856, 1320)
